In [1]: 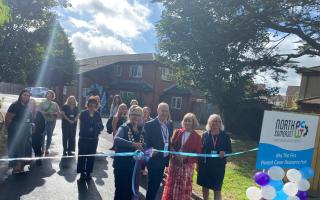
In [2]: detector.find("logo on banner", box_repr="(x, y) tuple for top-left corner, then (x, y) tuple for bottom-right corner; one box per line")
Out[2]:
(274, 119), (308, 139)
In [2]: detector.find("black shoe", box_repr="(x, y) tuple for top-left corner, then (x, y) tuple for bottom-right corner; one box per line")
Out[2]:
(36, 160), (42, 166)
(86, 173), (92, 181)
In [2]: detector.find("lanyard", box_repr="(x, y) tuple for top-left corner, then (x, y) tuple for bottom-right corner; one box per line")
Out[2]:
(212, 134), (218, 148)
(161, 124), (169, 143)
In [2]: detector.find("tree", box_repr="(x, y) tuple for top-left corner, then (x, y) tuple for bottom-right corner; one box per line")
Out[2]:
(0, 0), (75, 86)
(155, 0), (280, 116)
(0, 0), (10, 26)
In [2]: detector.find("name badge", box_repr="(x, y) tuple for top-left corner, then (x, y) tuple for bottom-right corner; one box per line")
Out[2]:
(70, 115), (74, 118)
(164, 142), (169, 157)
(211, 150), (217, 154)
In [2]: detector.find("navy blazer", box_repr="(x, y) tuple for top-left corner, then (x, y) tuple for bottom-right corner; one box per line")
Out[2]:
(144, 117), (174, 169)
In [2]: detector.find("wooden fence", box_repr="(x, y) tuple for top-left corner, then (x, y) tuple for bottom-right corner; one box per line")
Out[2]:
(0, 82), (25, 95)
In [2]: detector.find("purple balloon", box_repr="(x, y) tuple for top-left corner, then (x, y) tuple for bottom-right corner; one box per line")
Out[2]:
(254, 172), (270, 186)
(297, 191), (308, 200)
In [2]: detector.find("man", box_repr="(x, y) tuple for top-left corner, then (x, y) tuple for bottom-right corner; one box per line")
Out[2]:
(144, 102), (173, 200)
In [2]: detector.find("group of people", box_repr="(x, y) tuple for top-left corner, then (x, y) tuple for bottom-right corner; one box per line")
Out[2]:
(4, 90), (232, 200)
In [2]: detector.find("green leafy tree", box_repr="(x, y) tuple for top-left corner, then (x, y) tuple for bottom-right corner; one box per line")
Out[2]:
(155, 0), (281, 117)
(0, 0), (10, 26)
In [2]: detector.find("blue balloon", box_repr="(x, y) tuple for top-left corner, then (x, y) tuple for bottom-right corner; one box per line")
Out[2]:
(300, 166), (315, 179)
(274, 190), (288, 200)
(269, 179), (284, 191)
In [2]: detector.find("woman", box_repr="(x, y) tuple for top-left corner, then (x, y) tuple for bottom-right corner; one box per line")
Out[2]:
(113, 106), (144, 200)
(142, 106), (152, 123)
(39, 90), (60, 156)
(29, 99), (46, 166)
(77, 97), (104, 181)
(5, 89), (32, 173)
(61, 96), (79, 156)
(112, 103), (128, 137)
(197, 114), (232, 200)
(109, 95), (122, 118)
(130, 99), (139, 106)
(162, 113), (202, 200)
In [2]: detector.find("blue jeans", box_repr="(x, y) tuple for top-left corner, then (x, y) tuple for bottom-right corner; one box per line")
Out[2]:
(44, 121), (55, 151)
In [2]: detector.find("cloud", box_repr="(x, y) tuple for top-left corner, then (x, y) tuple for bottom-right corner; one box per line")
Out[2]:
(58, 0), (153, 58)
(71, 32), (134, 59)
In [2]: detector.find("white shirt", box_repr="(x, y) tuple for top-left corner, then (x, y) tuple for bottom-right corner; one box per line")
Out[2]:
(181, 131), (191, 146)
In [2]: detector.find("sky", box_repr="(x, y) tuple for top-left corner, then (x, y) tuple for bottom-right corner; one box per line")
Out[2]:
(56, 0), (319, 95)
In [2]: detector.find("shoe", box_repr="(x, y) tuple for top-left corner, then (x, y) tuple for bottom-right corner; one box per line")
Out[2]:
(68, 152), (75, 156)
(45, 150), (49, 156)
(86, 173), (92, 181)
(36, 160), (42, 166)
(63, 152), (67, 156)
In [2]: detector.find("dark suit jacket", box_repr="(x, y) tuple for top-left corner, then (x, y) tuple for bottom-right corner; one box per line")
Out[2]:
(144, 117), (174, 169)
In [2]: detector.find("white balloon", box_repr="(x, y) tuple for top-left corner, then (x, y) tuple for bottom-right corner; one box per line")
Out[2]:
(268, 166), (285, 180)
(287, 169), (302, 183)
(297, 179), (310, 191)
(246, 187), (262, 200)
(261, 185), (276, 199)
(283, 182), (299, 196)
(287, 196), (299, 200)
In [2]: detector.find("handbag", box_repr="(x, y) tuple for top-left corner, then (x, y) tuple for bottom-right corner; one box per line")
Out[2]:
(106, 116), (113, 134)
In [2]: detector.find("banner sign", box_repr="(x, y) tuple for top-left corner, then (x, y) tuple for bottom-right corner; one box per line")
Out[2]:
(256, 111), (319, 169)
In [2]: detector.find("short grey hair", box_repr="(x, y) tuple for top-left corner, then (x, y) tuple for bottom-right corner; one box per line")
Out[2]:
(205, 114), (224, 131)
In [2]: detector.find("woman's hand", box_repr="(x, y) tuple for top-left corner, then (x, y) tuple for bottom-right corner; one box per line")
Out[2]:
(219, 151), (225, 158)
(132, 142), (143, 150)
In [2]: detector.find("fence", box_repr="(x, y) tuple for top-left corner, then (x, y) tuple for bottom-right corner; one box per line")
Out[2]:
(0, 82), (25, 95)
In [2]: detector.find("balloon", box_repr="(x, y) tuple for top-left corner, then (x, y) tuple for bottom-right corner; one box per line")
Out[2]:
(300, 167), (315, 179)
(268, 166), (285, 180)
(287, 169), (302, 183)
(297, 179), (310, 191)
(269, 179), (284, 191)
(275, 190), (288, 200)
(246, 186), (262, 200)
(287, 196), (299, 200)
(296, 191), (308, 200)
(254, 172), (270, 186)
(283, 182), (298, 196)
(261, 185), (276, 199)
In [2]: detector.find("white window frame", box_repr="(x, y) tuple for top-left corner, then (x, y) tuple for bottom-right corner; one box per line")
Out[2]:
(171, 96), (182, 110)
(129, 65), (143, 78)
(120, 91), (137, 99)
(114, 65), (122, 77)
(161, 67), (172, 81)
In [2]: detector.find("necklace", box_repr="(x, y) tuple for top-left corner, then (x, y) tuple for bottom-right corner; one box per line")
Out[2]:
(127, 124), (144, 143)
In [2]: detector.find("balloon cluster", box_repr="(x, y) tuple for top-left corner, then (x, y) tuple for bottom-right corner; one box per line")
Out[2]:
(246, 166), (314, 200)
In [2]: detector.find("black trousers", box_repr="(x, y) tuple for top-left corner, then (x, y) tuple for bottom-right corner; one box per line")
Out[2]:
(76, 138), (98, 174)
(62, 123), (77, 152)
(146, 166), (165, 200)
(113, 167), (133, 200)
(32, 133), (43, 157)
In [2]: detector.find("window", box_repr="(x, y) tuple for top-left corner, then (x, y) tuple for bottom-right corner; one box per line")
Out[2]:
(114, 65), (122, 76)
(171, 96), (182, 110)
(129, 65), (143, 78)
(161, 67), (173, 81)
(120, 91), (137, 99)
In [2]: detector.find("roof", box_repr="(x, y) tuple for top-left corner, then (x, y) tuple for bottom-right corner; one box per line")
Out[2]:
(296, 66), (320, 74)
(163, 84), (192, 95)
(78, 53), (155, 74)
(286, 86), (300, 97)
(109, 80), (153, 92)
(298, 97), (320, 105)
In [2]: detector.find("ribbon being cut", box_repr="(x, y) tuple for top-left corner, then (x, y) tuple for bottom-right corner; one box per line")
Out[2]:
(0, 147), (258, 198)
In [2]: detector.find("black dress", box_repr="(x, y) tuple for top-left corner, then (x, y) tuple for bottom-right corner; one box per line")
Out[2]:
(113, 123), (144, 200)
(76, 110), (104, 175)
(61, 105), (78, 153)
(7, 101), (32, 167)
(197, 131), (232, 191)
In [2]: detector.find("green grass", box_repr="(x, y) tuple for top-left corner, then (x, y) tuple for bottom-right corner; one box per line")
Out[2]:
(192, 135), (258, 200)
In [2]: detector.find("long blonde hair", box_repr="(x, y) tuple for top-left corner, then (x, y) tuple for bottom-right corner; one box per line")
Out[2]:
(115, 103), (128, 118)
(65, 96), (78, 107)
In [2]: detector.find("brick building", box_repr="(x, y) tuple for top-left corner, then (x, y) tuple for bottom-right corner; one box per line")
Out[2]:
(76, 53), (209, 121)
